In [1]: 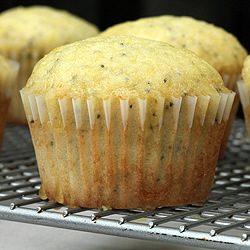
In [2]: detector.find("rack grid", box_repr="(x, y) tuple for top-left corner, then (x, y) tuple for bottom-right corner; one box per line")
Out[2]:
(1, 120), (250, 250)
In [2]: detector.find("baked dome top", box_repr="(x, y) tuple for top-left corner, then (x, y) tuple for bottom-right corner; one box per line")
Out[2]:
(24, 35), (230, 99)
(101, 15), (247, 75)
(0, 5), (99, 54)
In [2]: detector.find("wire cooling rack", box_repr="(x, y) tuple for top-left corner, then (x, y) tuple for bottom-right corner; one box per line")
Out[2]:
(1, 120), (250, 250)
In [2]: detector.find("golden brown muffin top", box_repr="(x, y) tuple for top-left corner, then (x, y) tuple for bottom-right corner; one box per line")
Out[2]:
(24, 35), (230, 99)
(101, 15), (247, 75)
(242, 55), (250, 85)
(0, 54), (18, 85)
(0, 5), (99, 54)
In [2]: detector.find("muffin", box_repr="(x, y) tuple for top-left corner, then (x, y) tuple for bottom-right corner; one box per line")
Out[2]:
(21, 36), (235, 209)
(237, 56), (250, 138)
(0, 55), (18, 148)
(101, 15), (247, 158)
(0, 5), (99, 125)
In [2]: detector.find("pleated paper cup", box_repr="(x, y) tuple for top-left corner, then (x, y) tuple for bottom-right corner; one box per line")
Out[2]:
(0, 60), (19, 147)
(219, 74), (241, 158)
(1, 50), (42, 125)
(237, 80), (250, 139)
(20, 90), (235, 210)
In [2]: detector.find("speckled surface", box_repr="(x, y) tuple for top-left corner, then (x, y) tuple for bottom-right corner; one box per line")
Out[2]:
(23, 35), (228, 99)
(101, 15), (247, 75)
(0, 6), (99, 53)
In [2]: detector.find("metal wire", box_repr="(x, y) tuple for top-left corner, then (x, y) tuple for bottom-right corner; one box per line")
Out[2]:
(1, 121), (250, 250)
(10, 197), (42, 210)
(36, 202), (63, 213)
(63, 207), (90, 217)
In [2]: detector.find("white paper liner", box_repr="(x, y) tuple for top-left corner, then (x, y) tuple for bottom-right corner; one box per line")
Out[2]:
(172, 97), (182, 130)
(4, 50), (42, 124)
(120, 98), (129, 130)
(72, 98), (82, 129)
(186, 96), (197, 128)
(237, 80), (250, 143)
(28, 95), (39, 121)
(87, 99), (95, 130)
(138, 98), (147, 131)
(222, 74), (240, 91)
(19, 89), (25, 105)
(21, 92), (235, 131)
(223, 92), (236, 122)
(213, 92), (236, 125)
(35, 95), (47, 124)
(49, 113), (54, 124)
(103, 98), (111, 131)
(237, 80), (249, 108)
(20, 91), (236, 208)
(20, 89), (32, 122)
(58, 98), (68, 127)
(218, 74), (241, 158)
(198, 96), (210, 126)
(56, 96), (203, 131)
(216, 93), (229, 124)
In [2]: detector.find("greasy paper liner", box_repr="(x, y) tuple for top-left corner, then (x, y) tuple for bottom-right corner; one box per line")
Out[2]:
(219, 74), (241, 158)
(237, 80), (250, 140)
(20, 90), (235, 209)
(0, 61), (19, 148)
(1, 50), (42, 125)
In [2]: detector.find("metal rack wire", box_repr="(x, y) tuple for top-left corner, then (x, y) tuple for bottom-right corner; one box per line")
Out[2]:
(1, 120), (250, 250)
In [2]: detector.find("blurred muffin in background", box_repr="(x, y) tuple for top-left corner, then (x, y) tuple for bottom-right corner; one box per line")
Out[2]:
(0, 5), (99, 124)
(21, 35), (234, 209)
(237, 55), (250, 143)
(101, 15), (247, 158)
(0, 55), (18, 148)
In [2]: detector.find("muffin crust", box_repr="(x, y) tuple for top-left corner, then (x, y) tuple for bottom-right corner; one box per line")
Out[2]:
(0, 5), (99, 54)
(101, 16), (247, 75)
(25, 35), (229, 99)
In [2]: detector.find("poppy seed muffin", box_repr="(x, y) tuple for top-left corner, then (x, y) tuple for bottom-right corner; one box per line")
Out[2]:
(0, 55), (18, 148)
(101, 15), (247, 158)
(21, 36), (235, 209)
(0, 5), (99, 124)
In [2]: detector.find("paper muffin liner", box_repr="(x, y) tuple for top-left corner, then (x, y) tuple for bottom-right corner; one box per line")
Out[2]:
(0, 60), (19, 148)
(20, 90), (235, 209)
(237, 80), (250, 139)
(1, 50), (42, 124)
(219, 73), (241, 158)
